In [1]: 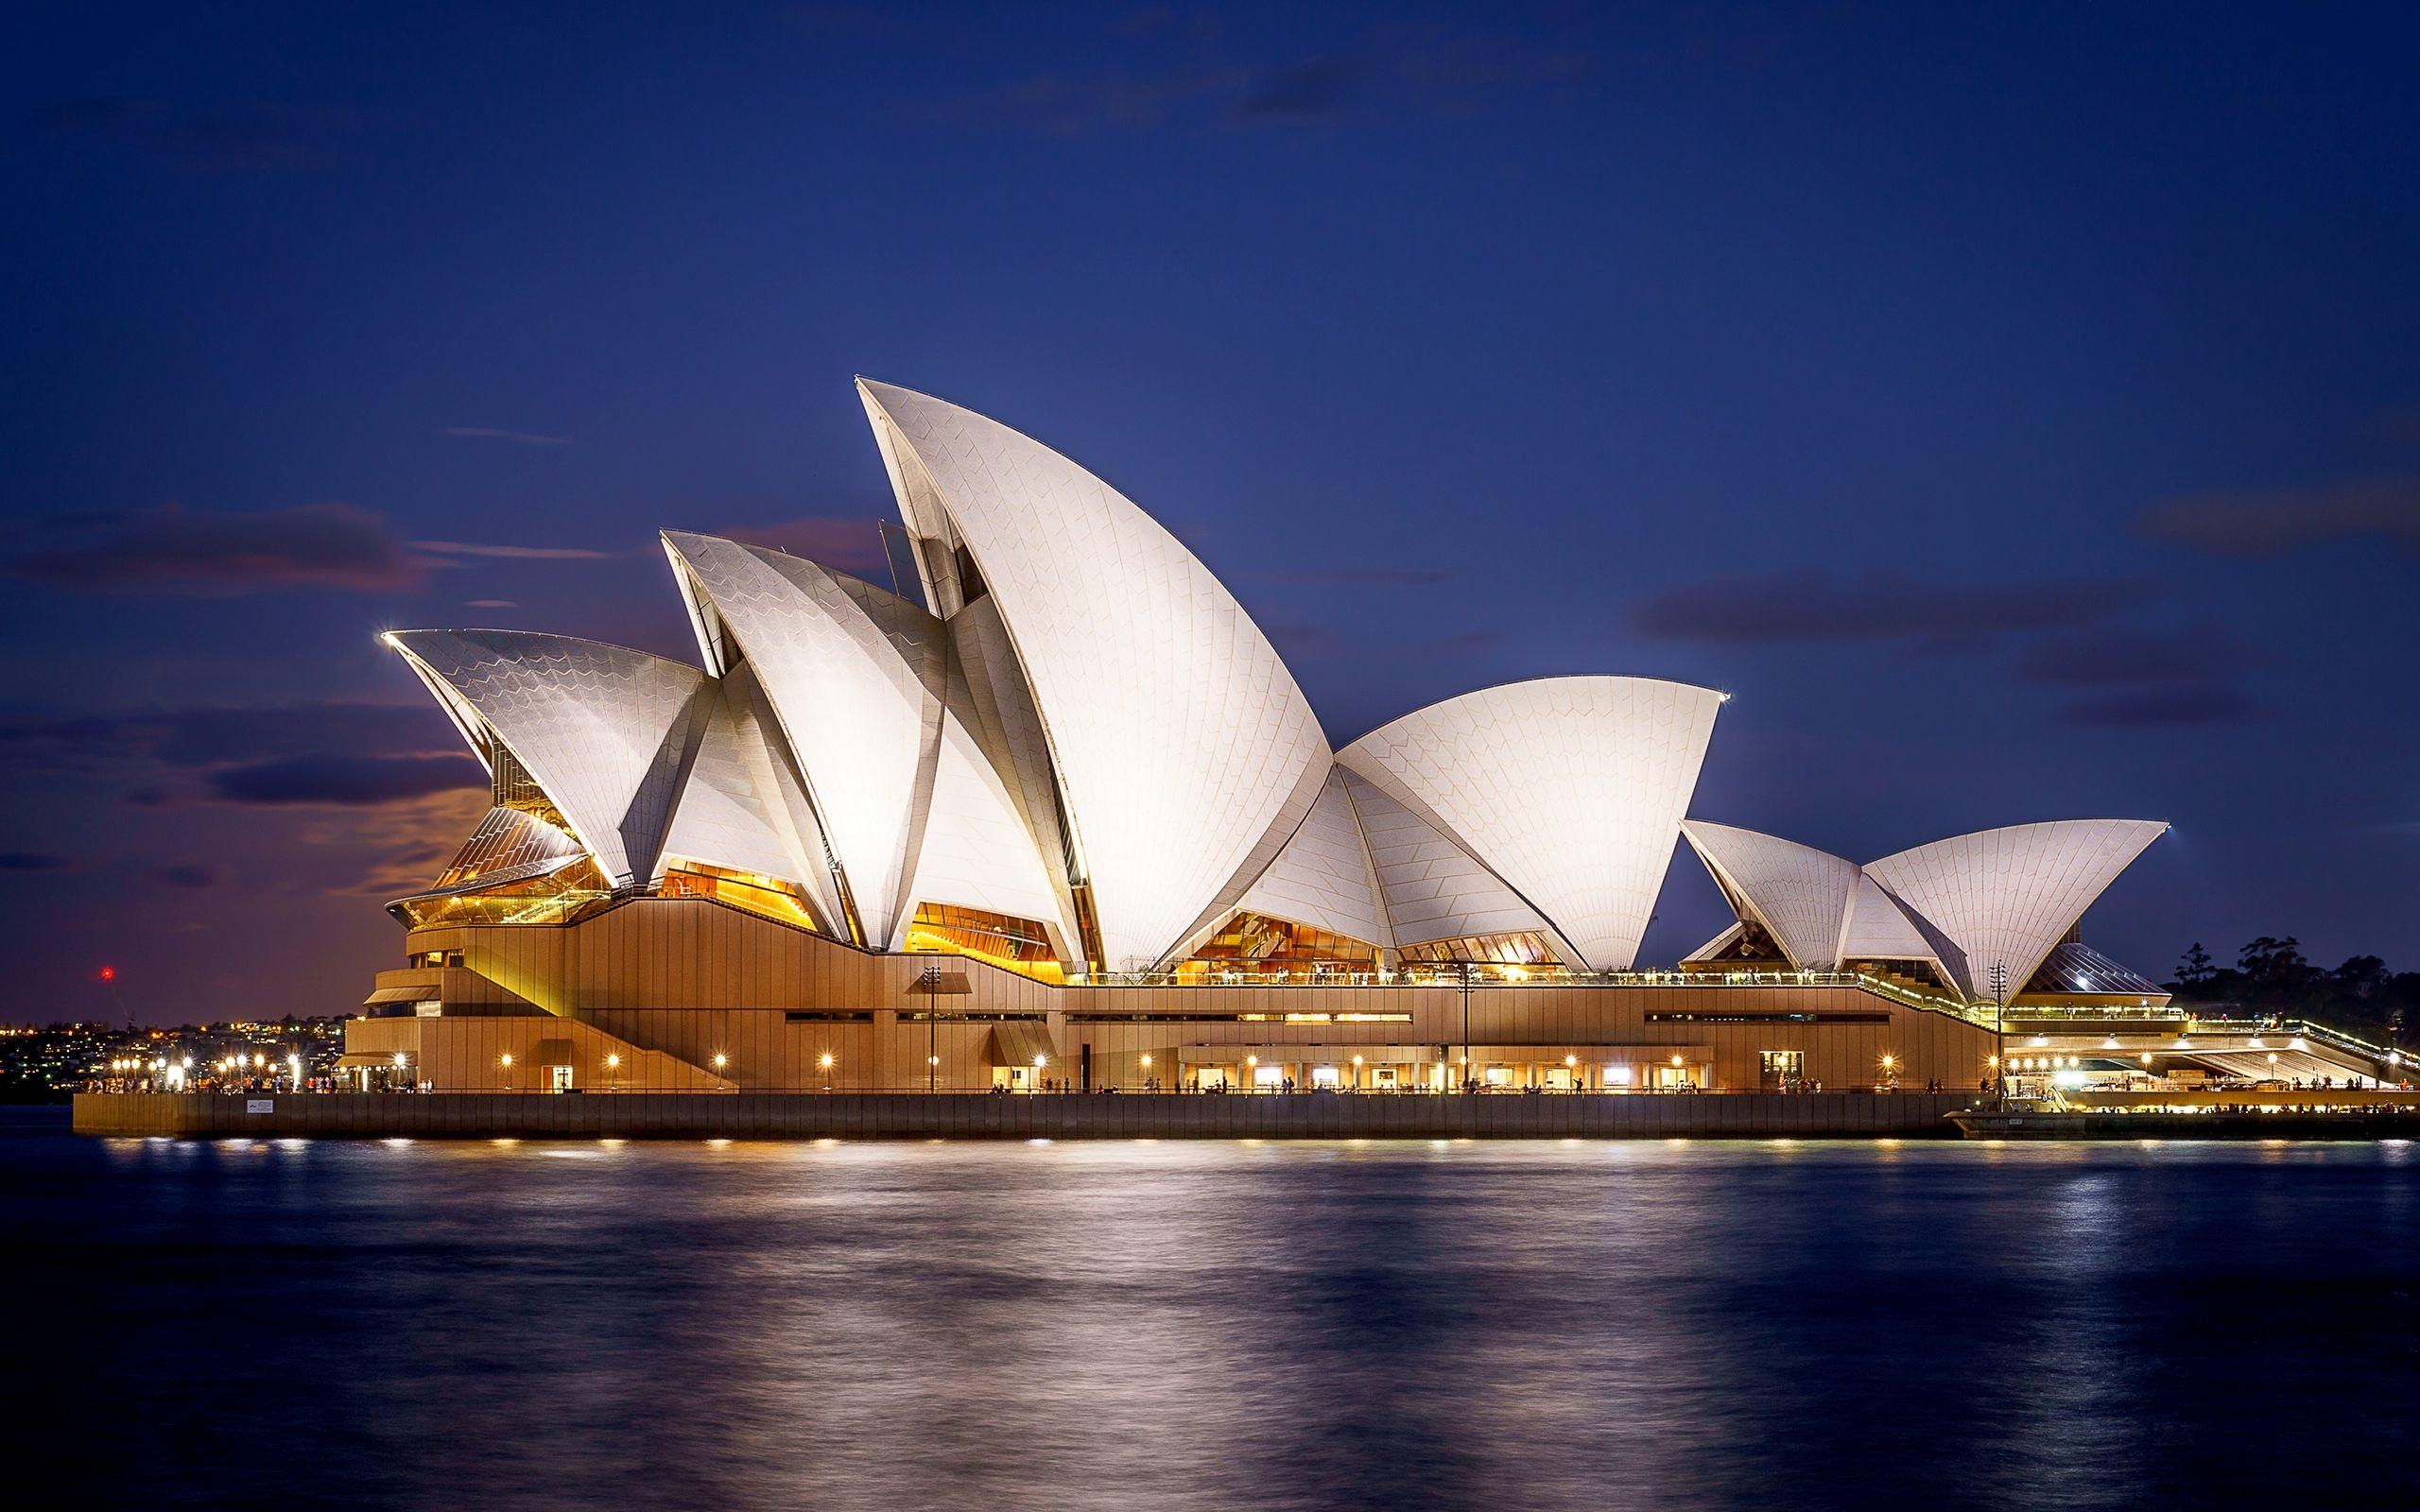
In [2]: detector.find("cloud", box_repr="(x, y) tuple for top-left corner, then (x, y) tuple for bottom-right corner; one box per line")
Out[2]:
(933, 27), (1594, 138)
(209, 753), (485, 806)
(3, 502), (422, 594)
(941, 69), (1242, 136)
(1629, 568), (2136, 647)
(2137, 476), (2420, 556)
(441, 426), (569, 446)
(0, 702), (462, 783)
(2055, 683), (2263, 728)
(1264, 622), (1343, 656)
(23, 97), (354, 171)
(414, 540), (613, 561)
(1235, 57), (1361, 121)
(153, 864), (220, 889)
(2014, 625), (2263, 687)
(707, 517), (894, 578)
(465, 599), (518, 609)
(1245, 565), (1451, 587)
(320, 788), (492, 897)
(0, 851), (70, 871)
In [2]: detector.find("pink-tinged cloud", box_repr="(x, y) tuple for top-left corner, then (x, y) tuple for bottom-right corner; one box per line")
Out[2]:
(414, 541), (614, 560)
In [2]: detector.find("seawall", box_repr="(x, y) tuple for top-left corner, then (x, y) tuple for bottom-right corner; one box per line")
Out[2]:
(72, 1091), (1972, 1140)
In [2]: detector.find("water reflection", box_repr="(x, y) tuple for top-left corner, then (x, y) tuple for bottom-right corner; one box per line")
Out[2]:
(3, 1116), (2414, 1511)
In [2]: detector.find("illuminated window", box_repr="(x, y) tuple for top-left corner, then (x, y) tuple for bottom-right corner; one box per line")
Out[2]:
(905, 902), (1065, 984)
(662, 860), (821, 932)
(389, 855), (614, 929)
(1397, 933), (1564, 971)
(1176, 912), (1377, 982)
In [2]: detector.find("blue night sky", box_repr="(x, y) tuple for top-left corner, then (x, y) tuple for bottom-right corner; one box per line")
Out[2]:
(5, 3), (2415, 1023)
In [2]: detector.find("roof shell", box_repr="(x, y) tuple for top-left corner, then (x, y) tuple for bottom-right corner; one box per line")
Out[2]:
(661, 532), (946, 946)
(1861, 819), (2168, 1002)
(856, 379), (1331, 971)
(1340, 676), (1723, 971)
(1678, 820), (1858, 971)
(1234, 765), (1392, 949)
(385, 629), (706, 887)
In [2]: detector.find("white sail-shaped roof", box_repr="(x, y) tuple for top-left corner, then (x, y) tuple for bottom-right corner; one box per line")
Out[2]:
(662, 532), (946, 947)
(1678, 820), (1858, 971)
(895, 708), (1080, 956)
(653, 677), (838, 931)
(856, 379), (1332, 971)
(1339, 677), (1723, 971)
(385, 630), (706, 888)
(944, 594), (1082, 933)
(1839, 870), (1950, 964)
(1861, 820), (2167, 1002)
(1338, 770), (1565, 956)
(1234, 766), (1392, 948)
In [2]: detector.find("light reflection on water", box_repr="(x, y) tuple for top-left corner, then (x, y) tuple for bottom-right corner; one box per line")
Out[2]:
(6, 1115), (2416, 1511)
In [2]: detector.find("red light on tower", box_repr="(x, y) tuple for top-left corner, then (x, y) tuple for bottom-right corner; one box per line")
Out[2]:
(100, 966), (116, 982)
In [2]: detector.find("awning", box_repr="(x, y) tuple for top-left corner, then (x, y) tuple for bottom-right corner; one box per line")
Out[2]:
(533, 1039), (575, 1067)
(987, 1019), (1058, 1070)
(335, 1051), (406, 1069)
(361, 986), (439, 1006)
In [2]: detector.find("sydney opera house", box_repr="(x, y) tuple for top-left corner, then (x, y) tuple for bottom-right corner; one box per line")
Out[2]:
(344, 380), (2174, 1095)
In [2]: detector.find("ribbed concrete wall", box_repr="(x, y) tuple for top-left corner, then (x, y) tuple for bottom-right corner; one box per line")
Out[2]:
(74, 1091), (1973, 1140)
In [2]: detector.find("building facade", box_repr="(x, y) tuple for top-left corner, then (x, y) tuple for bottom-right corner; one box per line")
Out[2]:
(348, 381), (2169, 1094)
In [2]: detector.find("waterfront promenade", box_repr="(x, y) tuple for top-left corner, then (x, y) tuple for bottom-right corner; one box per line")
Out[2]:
(72, 1090), (1976, 1140)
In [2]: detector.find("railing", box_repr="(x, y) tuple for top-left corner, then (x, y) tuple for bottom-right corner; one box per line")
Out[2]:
(2003, 1005), (2191, 1022)
(2188, 1017), (2408, 1071)
(1074, 965), (2006, 1028)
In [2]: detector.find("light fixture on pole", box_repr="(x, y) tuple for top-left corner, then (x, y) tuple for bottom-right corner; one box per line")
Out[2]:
(1990, 959), (2009, 1106)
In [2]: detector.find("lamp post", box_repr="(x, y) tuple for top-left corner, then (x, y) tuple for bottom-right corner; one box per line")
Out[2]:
(1990, 959), (2009, 1107)
(1451, 959), (1475, 1094)
(924, 962), (939, 1093)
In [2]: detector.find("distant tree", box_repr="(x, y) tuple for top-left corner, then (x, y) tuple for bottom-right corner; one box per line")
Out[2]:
(2332, 954), (2389, 998)
(2238, 936), (2317, 995)
(2175, 942), (2215, 988)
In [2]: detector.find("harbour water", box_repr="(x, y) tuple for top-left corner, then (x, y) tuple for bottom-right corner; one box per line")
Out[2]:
(8, 1108), (2415, 1509)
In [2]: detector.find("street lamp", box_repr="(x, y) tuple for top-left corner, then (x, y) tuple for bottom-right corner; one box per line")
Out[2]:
(1990, 959), (2009, 1105)
(922, 963), (941, 1092)
(1454, 960), (1475, 1093)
